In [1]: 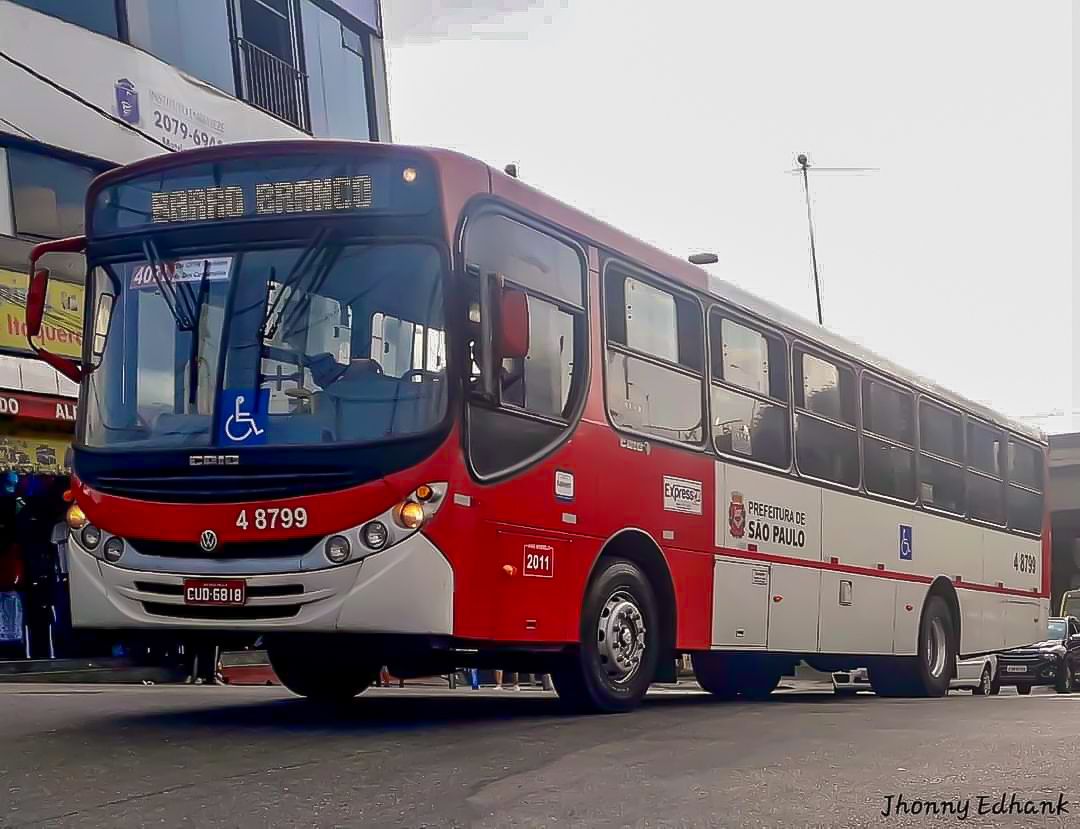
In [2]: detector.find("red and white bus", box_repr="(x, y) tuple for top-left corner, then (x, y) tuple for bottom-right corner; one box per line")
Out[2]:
(26, 141), (1049, 711)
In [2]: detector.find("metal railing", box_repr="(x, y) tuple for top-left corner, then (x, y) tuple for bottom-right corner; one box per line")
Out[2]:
(235, 38), (309, 132)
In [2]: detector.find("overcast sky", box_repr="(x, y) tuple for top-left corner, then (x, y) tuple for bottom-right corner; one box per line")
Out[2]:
(383, 1), (1072, 426)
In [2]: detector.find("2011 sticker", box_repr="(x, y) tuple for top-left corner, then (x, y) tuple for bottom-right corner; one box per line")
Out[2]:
(523, 543), (554, 578)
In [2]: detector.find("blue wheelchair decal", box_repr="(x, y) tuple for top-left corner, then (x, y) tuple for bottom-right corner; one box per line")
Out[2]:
(899, 525), (913, 561)
(218, 389), (269, 446)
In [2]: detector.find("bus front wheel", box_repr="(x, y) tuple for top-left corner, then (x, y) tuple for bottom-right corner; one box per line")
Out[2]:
(268, 639), (379, 703)
(553, 558), (659, 714)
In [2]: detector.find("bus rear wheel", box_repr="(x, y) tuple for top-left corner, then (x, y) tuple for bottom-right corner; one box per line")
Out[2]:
(869, 595), (955, 698)
(553, 558), (659, 714)
(691, 653), (740, 700)
(267, 639), (379, 703)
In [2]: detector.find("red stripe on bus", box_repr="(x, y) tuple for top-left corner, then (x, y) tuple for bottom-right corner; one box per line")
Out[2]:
(713, 546), (1047, 599)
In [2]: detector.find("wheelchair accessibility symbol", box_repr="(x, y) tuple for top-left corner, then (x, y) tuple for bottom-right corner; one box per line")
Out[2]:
(218, 389), (268, 446)
(899, 525), (913, 561)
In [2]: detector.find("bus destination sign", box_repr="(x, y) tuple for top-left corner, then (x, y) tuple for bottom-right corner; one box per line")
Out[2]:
(150, 175), (375, 224)
(91, 154), (434, 234)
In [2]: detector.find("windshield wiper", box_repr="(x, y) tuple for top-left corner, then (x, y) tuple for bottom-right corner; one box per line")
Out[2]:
(186, 258), (212, 405)
(142, 239), (195, 331)
(261, 228), (330, 341)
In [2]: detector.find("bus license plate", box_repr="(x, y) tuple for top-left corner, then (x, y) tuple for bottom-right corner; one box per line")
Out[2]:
(1005, 665), (1028, 673)
(183, 579), (246, 606)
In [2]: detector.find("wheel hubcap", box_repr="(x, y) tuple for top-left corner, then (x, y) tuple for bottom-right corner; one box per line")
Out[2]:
(596, 590), (647, 684)
(982, 670), (990, 694)
(926, 617), (947, 679)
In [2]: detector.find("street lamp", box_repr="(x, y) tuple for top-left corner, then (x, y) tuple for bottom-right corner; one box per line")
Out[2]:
(688, 253), (718, 266)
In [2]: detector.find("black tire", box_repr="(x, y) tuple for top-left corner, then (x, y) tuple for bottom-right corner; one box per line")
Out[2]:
(691, 652), (740, 700)
(267, 640), (378, 703)
(1016, 684), (1032, 696)
(972, 666), (991, 696)
(739, 669), (782, 700)
(869, 595), (955, 698)
(1056, 662), (1074, 694)
(552, 558), (659, 713)
(989, 669), (1001, 696)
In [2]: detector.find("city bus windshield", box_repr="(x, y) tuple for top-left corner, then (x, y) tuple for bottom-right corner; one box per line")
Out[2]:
(83, 242), (447, 450)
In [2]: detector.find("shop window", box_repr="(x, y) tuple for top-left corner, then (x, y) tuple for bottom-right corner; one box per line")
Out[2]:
(233, 0), (309, 130)
(125, 0), (236, 95)
(11, 0), (119, 38)
(7, 147), (98, 239)
(301, 0), (373, 139)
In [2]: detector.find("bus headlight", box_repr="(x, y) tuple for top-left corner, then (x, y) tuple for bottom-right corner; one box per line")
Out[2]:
(103, 537), (125, 562)
(81, 525), (102, 550)
(362, 521), (389, 551)
(325, 535), (351, 564)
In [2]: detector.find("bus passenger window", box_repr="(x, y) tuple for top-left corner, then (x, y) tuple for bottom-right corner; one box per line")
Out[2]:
(918, 401), (965, 514)
(862, 377), (915, 501)
(604, 268), (704, 445)
(1007, 439), (1043, 534)
(709, 313), (790, 468)
(966, 421), (1005, 524)
(793, 350), (858, 487)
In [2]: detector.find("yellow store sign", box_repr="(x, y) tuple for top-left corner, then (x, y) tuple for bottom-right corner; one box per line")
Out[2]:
(0, 268), (84, 359)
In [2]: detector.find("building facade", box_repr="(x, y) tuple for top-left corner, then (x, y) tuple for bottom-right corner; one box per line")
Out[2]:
(0, 0), (389, 476)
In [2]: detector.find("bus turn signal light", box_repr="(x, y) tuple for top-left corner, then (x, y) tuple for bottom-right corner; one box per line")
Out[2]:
(395, 501), (425, 530)
(66, 503), (87, 530)
(415, 485), (434, 502)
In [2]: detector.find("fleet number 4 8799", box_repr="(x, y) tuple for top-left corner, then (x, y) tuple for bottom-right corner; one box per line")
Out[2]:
(235, 507), (309, 531)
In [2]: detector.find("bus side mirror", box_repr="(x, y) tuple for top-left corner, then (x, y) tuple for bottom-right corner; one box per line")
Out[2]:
(26, 268), (48, 337)
(497, 288), (530, 360)
(26, 235), (87, 384)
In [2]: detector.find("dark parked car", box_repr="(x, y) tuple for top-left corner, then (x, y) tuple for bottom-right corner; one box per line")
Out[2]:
(996, 617), (1080, 695)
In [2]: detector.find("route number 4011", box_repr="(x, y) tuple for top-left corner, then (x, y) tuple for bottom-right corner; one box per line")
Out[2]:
(236, 507), (309, 531)
(1013, 552), (1037, 575)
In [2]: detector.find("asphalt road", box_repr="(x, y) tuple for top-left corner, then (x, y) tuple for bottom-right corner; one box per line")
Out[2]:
(1, 681), (1077, 828)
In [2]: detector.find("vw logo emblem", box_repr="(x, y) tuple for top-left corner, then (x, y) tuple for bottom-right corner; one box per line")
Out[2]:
(199, 530), (218, 552)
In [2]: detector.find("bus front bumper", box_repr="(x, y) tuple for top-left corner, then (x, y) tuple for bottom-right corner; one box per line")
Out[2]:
(67, 532), (454, 634)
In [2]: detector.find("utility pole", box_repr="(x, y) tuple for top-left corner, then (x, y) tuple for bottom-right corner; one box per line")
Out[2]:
(796, 153), (823, 326)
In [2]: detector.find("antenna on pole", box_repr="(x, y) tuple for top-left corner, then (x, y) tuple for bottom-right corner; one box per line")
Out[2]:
(797, 153), (824, 326)
(790, 155), (879, 327)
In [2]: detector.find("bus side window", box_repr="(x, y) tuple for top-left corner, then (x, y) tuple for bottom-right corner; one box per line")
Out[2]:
(918, 401), (965, 514)
(462, 213), (587, 477)
(604, 268), (704, 445)
(793, 349), (859, 487)
(862, 376), (915, 502)
(708, 311), (790, 469)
